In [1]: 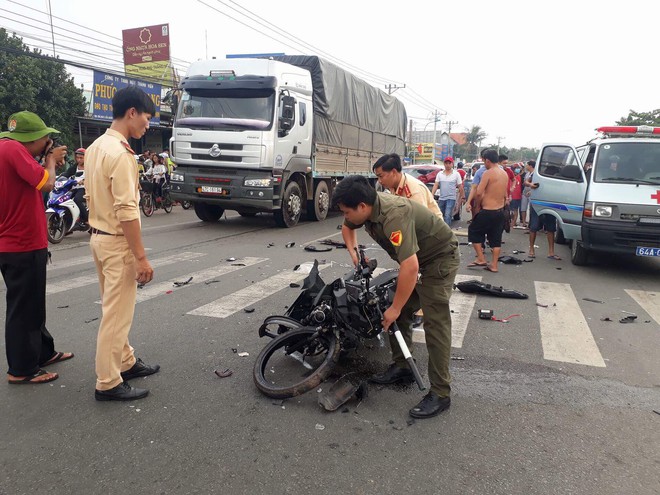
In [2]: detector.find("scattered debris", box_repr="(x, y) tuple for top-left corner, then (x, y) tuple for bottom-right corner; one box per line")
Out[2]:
(491, 313), (522, 323)
(173, 276), (193, 287)
(645, 320), (651, 323)
(498, 255), (524, 265)
(57, 305), (69, 309)
(285, 242), (296, 248)
(271, 399), (284, 406)
(267, 243), (275, 248)
(406, 419), (416, 427)
(165, 290), (173, 294)
(214, 368), (233, 378)
(393, 426), (404, 431)
(289, 282), (301, 288)
(231, 348), (238, 353)
(137, 283), (145, 289)
(536, 303), (549, 308)
(231, 263), (246, 266)
(315, 424), (325, 431)
(556, 267), (562, 270)
(244, 308), (255, 313)
(205, 280), (220, 285)
(619, 315), (637, 324)
(341, 407), (350, 413)
(292, 264), (300, 271)
(511, 250), (525, 254)
(85, 317), (99, 324)
(337, 224), (342, 230)
(318, 239), (366, 249)
(450, 356), (465, 361)
(237, 352), (250, 357)
(304, 245), (333, 252)
(478, 309), (494, 320)
(455, 280), (528, 299)
(653, 410), (660, 416)
(583, 298), (604, 304)
(226, 257), (236, 262)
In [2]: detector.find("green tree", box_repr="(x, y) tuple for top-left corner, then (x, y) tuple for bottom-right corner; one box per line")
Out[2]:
(0, 29), (86, 148)
(462, 125), (487, 161)
(616, 109), (660, 126)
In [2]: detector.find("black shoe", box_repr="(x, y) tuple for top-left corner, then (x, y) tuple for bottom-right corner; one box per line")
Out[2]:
(412, 315), (424, 328)
(370, 363), (414, 385)
(409, 392), (450, 418)
(95, 382), (149, 401)
(120, 358), (160, 380)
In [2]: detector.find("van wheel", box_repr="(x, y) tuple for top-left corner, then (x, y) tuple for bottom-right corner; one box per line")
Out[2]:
(570, 239), (588, 266)
(555, 225), (568, 245)
(194, 203), (224, 222)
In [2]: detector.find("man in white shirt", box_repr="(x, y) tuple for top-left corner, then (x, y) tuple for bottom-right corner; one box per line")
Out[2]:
(431, 157), (464, 226)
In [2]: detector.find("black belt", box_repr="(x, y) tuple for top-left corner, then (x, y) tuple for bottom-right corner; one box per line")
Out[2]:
(90, 228), (123, 236)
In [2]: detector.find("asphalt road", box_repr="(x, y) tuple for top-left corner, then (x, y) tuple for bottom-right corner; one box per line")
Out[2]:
(1, 207), (659, 495)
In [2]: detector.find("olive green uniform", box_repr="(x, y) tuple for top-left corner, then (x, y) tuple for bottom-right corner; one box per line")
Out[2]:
(345, 193), (460, 397)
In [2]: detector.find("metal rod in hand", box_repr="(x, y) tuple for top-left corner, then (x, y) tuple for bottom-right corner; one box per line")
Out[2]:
(390, 322), (426, 391)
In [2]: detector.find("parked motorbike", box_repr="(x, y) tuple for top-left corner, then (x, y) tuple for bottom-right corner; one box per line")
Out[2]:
(253, 248), (425, 399)
(45, 175), (89, 244)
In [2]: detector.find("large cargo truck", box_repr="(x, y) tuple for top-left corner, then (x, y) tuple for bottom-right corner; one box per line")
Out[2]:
(168, 55), (407, 227)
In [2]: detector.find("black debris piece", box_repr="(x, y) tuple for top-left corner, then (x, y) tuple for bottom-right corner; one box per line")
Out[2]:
(536, 303), (549, 308)
(645, 320), (651, 323)
(620, 315), (637, 324)
(653, 410), (660, 416)
(556, 267), (562, 270)
(318, 239), (366, 249)
(459, 242), (470, 246)
(57, 305), (69, 309)
(214, 368), (233, 378)
(173, 276), (193, 287)
(498, 255), (523, 265)
(285, 242), (295, 248)
(601, 317), (613, 322)
(455, 280), (528, 299)
(522, 259), (534, 263)
(512, 250), (525, 254)
(205, 280), (220, 285)
(137, 283), (145, 289)
(583, 298), (604, 304)
(341, 407), (350, 413)
(85, 317), (99, 324)
(231, 263), (246, 266)
(271, 399), (284, 406)
(290, 282), (301, 288)
(406, 419), (416, 426)
(231, 348), (238, 353)
(244, 308), (255, 313)
(450, 356), (465, 361)
(267, 243), (275, 248)
(337, 225), (343, 230)
(553, 303), (557, 307)
(304, 245), (333, 252)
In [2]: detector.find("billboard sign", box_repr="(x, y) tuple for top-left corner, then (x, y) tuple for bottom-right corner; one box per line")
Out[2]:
(122, 24), (171, 84)
(92, 71), (161, 124)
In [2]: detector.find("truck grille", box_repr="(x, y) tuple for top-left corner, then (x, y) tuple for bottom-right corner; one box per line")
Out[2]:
(193, 143), (243, 151)
(191, 154), (242, 162)
(613, 230), (660, 248)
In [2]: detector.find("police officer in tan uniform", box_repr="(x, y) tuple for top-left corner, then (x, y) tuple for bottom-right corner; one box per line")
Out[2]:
(85, 86), (160, 401)
(333, 175), (460, 418)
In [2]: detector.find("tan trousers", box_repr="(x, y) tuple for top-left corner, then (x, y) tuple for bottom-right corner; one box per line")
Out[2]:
(90, 234), (137, 390)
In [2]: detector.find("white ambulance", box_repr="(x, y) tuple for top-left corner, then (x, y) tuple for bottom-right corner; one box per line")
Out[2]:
(531, 126), (660, 265)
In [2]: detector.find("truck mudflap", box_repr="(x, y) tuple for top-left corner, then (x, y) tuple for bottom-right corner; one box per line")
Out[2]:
(582, 217), (660, 254)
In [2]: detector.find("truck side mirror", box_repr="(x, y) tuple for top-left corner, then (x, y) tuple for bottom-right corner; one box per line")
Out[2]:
(279, 96), (295, 136)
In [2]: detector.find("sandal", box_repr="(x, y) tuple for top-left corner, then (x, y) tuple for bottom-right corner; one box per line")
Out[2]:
(42, 351), (74, 366)
(467, 261), (488, 268)
(547, 255), (562, 260)
(8, 369), (58, 385)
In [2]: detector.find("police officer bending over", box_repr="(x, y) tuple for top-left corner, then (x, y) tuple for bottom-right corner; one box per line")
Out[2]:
(333, 175), (460, 418)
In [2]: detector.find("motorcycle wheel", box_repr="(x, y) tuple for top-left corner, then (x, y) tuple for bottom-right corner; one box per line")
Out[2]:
(141, 193), (154, 217)
(181, 201), (192, 210)
(46, 212), (66, 244)
(253, 327), (340, 399)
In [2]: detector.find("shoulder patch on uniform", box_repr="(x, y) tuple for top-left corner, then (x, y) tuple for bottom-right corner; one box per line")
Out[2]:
(389, 230), (403, 246)
(121, 141), (135, 154)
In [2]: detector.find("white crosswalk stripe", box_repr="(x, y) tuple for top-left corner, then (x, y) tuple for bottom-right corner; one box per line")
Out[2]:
(187, 264), (331, 319)
(535, 281), (606, 367)
(48, 248), (152, 271)
(133, 257), (267, 304)
(412, 274), (482, 346)
(46, 252), (206, 295)
(624, 289), (660, 325)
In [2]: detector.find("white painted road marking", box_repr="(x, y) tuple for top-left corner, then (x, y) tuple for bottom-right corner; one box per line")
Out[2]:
(187, 265), (331, 319)
(535, 281), (606, 367)
(46, 252), (206, 295)
(413, 274), (482, 347)
(48, 248), (153, 271)
(624, 289), (660, 326)
(133, 257), (267, 303)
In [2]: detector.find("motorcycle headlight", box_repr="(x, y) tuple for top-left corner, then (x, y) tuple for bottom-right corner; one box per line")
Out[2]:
(594, 205), (613, 218)
(244, 178), (272, 187)
(170, 173), (185, 182)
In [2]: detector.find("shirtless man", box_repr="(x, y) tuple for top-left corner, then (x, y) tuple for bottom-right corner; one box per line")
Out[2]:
(466, 148), (509, 272)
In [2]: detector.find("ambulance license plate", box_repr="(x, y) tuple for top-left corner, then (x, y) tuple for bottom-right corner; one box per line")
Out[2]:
(636, 246), (660, 257)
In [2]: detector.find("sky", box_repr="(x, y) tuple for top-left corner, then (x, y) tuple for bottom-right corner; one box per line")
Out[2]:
(2, 0), (659, 148)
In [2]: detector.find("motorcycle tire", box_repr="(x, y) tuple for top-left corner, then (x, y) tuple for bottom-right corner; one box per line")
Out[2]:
(253, 327), (340, 399)
(141, 193), (154, 217)
(46, 212), (66, 244)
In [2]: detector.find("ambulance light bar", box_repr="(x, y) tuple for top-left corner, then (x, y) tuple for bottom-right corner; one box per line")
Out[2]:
(596, 125), (660, 136)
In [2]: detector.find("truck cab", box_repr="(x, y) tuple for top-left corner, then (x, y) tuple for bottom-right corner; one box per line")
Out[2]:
(531, 126), (660, 265)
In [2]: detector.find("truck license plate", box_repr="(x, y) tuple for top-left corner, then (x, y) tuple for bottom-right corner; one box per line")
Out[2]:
(199, 186), (225, 195)
(636, 246), (660, 257)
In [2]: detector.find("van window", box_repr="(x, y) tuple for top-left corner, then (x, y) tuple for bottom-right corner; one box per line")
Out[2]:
(299, 102), (307, 126)
(593, 142), (660, 184)
(538, 145), (582, 180)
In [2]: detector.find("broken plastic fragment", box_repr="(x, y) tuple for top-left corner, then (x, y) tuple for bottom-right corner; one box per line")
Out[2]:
(582, 298), (604, 304)
(226, 257), (236, 262)
(304, 245), (333, 252)
(315, 424), (325, 430)
(267, 243), (275, 247)
(165, 290), (173, 294)
(285, 242), (295, 248)
(214, 368), (233, 378)
(244, 308), (255, 313)
(237, 352), (250, 357)
(600, 317), (612, 322)
(619, 315), (637, 324)
(85, 317), (99, 324)
(450, 356), (465, 361)
(205, 280), (220, 285)
(173, 276), (193, 287)
(289, 282), (301, 288)
(57, 305), (69, 309)
(536, 303), (549, 308)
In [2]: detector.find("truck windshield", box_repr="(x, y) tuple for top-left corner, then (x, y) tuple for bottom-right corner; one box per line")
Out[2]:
(175, 88), (275, 131)
(594, 142), (660, 184)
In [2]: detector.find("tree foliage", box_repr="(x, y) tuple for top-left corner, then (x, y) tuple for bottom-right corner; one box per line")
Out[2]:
(455, 125), (487, 161)
(616, 109), (660, 126)
(0, 29), (86, 147)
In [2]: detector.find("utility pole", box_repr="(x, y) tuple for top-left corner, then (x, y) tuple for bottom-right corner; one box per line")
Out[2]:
(385, 83), (406, 95)
(47, 0), (56, 56)
(497, 136), (505, 154)
(432, 110), (439, 165)
(408, 119), (414, 164)
(445, 120), (459, 133)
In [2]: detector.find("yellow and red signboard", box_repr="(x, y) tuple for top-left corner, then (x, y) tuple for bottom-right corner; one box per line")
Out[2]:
(122, 24), (172, 84)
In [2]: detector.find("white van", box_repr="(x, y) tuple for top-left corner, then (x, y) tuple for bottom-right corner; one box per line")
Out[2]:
(531, 126), (660, 265)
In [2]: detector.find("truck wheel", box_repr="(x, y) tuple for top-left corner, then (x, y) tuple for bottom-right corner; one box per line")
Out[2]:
(570, 239), (588, 266)
(555, 225), (568, 245)
(194, 202), (224, 222)
(274, 182), (302, 228)
(307, 180), (329, 221)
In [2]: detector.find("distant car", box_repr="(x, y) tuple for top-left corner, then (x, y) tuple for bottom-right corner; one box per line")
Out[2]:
(403, 164), (443, 189)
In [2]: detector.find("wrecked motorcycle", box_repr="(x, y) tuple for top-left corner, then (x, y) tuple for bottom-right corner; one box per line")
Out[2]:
(253, 249), (425, 399)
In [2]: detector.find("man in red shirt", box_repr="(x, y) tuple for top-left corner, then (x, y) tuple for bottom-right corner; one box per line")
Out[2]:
(0, 111), (73, 384)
